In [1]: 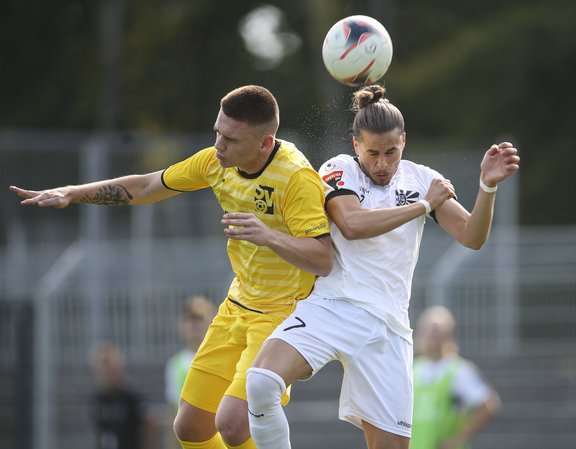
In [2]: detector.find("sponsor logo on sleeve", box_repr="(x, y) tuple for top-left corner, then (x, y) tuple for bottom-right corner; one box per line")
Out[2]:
(304, 222), (327, 235)
(322, 170), (345, 190)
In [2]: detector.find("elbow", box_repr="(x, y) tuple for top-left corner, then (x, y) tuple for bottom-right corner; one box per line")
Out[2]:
(318, 260), (334, 277)
(463, 241), (484, 251)
(339, 222), (364, 241)
(457, 223), (491, 250)
(318, 252), (335, 277)
(459, 233), (489, 250)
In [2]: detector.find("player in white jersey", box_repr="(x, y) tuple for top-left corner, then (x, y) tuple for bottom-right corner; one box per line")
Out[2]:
(245, 84), (520, 449)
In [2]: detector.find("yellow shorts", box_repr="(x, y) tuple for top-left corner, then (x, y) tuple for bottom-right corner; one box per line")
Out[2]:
(180, 298), (293, 413)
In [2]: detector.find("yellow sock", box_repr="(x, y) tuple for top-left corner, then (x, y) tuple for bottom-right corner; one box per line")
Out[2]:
(178, 433), (226, 449)
(223, 437), (257, 449)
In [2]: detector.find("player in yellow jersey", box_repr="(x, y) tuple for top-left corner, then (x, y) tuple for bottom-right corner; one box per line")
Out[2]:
(10, 85), (334, 449)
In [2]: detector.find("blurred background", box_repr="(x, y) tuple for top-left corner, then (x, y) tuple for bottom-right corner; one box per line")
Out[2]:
(0, 0), (575, 448)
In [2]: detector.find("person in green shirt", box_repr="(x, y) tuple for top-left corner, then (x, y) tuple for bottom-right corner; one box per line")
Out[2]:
(165, 296), (216, 449)
(411, 306), (502, 449)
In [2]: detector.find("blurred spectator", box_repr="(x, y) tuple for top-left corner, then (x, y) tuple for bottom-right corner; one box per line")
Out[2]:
(411, 306), (502, 449)
(90, 341), (157, 449)
(165, 296), (216, 449)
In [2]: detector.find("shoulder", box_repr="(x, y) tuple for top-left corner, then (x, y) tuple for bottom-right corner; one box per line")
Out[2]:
(274, 140), (326, 192)
(452, 357), (490, 391)
(176, 146), (217, 164)
(164, 146), (219, 174)
(400, 159), (443, 179)
(400, 159), (434, 174)
(455, 358), (483, 379)
(320, 154), (357, 172)
(162, 147), (223, 190)
(318, 154), (361, 181)
(275, 139), (314, 171)
(320, 154), (364, 194)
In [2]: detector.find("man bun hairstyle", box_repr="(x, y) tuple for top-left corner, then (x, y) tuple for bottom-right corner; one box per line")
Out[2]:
(351, 84), (405, 137)
(221, 85), (280, 129)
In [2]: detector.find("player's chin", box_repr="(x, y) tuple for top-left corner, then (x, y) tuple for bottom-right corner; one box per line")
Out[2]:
(215, 153), (232, 167)
(216, 159), (230, 168)
(370, 176), (391, 186)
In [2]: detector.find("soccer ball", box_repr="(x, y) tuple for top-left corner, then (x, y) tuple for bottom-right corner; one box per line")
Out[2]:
(322, 15), (393, 87)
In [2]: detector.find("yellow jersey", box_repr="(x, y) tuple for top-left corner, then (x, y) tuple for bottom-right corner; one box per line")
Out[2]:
(161, 139), (330, 314)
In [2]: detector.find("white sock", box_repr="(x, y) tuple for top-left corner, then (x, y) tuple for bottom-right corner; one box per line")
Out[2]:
(246, 367), (291, 449)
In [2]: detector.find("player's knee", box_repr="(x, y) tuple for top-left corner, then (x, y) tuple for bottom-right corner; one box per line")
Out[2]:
(215, 416), (247, 445)
(173, 410), (189, 441)
(215, 398), (251, 445)
(246, 367), (286, 412)
(173, 410), (200, 441)
(173, 403), (215, 442)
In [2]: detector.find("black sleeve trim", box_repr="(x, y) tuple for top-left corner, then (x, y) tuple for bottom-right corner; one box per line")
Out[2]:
(325, 188), (359, 205)
(161, 169), (188, 192)
(314, 232), (331, 240)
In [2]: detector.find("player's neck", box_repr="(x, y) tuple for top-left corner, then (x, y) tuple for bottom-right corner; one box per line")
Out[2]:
(238, 144), (276, 175)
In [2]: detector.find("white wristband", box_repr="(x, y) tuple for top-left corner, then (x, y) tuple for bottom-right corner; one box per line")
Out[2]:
(418, 199), (432, 217)
(479, 179), (498, 193)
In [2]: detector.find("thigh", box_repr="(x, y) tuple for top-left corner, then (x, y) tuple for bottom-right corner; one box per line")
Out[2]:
(340, 323), (414, 438)
(362, 420), (410, 449)
(265, 299), (342, 376)
(175, 398), (217, 441)
(191, 301), (244, 381)
(225, 307), (289, 402)
(181, 365), (231, 414)
(252, 338), (314, 386)
(182, 301), (246, 411)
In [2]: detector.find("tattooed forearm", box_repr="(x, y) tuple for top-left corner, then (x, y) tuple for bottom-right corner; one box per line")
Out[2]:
(81, 184), (134, 205)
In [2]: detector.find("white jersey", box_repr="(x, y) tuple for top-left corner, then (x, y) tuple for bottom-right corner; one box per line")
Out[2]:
(313, 154), (444, 342)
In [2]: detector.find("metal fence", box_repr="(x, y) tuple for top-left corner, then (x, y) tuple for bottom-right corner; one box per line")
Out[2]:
(1, 231), (575, 449)
(1, 131), (575, 449)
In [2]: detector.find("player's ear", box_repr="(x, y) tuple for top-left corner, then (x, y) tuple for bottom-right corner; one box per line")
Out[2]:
(260, 134), (275, 152)
(352, 136), (360, 154)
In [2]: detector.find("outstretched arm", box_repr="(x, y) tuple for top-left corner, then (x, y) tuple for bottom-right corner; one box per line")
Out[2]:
(435, 142), (520, 249)
(10, 170), (179, 208)
(221, 213), (334, 277)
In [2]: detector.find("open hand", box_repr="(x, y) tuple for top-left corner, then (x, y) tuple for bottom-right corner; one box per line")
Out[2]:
(480, 142), (520, 187)
(9, 185), (71, 208)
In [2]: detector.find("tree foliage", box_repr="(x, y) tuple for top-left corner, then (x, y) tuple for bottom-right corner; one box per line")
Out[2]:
(1, 0), (574, 224)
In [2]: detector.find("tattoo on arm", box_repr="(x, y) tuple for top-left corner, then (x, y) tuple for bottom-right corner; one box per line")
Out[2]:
(81, 184), (134, 205)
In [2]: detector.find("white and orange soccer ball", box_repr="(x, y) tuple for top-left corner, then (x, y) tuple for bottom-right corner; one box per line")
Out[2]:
(322, 15), (393, 87)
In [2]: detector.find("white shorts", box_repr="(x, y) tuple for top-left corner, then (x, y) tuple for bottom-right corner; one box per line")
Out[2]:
(267, 295), (414, 437)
